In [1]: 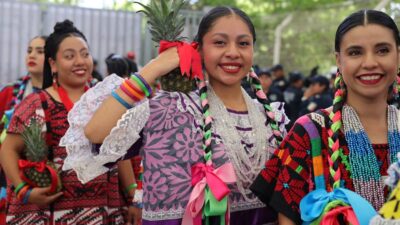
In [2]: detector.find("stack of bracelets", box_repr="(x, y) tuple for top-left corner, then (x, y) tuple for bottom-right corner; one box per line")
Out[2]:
(14, 182), (32, 204)
(112, 73), (153, 109)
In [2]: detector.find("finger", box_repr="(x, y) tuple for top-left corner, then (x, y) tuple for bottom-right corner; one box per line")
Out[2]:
(45, 191), (63, 204)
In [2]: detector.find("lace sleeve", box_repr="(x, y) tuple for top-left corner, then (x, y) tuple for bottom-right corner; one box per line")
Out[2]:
(60, 75), (123, 179)
(61, 75), (151, 184)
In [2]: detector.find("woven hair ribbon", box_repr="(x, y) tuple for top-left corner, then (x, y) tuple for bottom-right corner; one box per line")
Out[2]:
(300, 188), (377, 225)
(158, 40), (204, 81)
(18, 159), (59, 193)
(182, 162), (236, 225)
(0, 109), (14, 143)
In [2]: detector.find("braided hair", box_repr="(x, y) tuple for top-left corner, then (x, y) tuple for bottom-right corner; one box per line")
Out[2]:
(195, 7), (283, 162)
(43, 20), (88, 89)
(329, 9), (400, 188)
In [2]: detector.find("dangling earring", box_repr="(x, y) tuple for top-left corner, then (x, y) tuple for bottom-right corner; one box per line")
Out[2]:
(52, 72), (59, 87)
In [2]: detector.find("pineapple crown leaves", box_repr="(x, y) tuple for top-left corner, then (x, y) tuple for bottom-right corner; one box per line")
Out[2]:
(21, 117), (48, 162)
(135, 0), (187, 42)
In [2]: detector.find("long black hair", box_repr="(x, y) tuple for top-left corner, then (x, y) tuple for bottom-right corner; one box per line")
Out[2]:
(42, 20), (88, 89)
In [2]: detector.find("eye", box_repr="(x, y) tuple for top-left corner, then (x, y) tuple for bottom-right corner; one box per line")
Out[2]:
(348, 49), (361, 56)
(37, 49), (44, 54)
(81, 51), (90, 58)
(239, 41), (250, 47)
(27, 48), (32, 54)
(377, 47), (390, 55)
(64, 53), (74, 60)
(214, 40), (225, 46)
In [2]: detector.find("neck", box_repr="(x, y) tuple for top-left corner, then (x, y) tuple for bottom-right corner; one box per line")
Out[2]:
(346, 95), (388, 122)
(29, 73), (43, 89)
(209, 80), (247, 111)
(58, 83), (86, 103)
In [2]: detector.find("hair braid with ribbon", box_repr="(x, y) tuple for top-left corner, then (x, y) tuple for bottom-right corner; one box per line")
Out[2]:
(248, 69), (283, 147)
(327, 71), (347, 189)
(197, 79), (213, 162)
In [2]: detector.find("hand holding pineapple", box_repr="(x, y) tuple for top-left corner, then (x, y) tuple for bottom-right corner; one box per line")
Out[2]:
(138, 47), (180, 86)
(26, 186), (63, 206)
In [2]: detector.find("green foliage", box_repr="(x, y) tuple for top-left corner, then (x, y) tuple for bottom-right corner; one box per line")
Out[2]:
(22, 118), (48, 162)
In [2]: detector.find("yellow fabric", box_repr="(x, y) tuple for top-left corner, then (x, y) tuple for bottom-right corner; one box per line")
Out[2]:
(380, 182), (400, 219)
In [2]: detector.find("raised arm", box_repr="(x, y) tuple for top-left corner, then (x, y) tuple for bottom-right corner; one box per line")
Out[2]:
(84, 47), (179, 143)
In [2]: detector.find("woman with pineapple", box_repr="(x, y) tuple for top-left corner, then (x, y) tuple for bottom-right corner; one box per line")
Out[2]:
(61, 5), (287, 225)
(0, 20), (128, 224)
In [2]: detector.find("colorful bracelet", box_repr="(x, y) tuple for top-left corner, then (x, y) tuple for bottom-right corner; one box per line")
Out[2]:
(130, 73), (152, 97)
(122, 81), (144, 100)
(111, 91), (132, 109)
(125, 79), (145, 96)
(125, 183), (138, 194)
(14, 182), (27, 195)
(120, 83), (141, 102)
(22, 188), (33, 204)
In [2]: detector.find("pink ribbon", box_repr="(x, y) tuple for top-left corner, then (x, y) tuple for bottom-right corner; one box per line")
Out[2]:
(182, 162), (237, 225)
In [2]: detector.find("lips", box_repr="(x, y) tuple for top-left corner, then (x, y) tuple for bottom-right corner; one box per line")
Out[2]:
(219, 63), (241, 74)
(72, 68), (87, 76)
(356, 74), (383, 85)
(27, 62), (36, 67)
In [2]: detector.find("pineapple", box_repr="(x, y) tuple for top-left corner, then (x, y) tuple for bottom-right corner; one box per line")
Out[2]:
(136, 0), (197, 93)
(21, 118), (61, 192)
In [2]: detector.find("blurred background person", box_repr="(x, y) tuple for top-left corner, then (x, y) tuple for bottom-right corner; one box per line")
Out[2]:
(258, 68), (283, 102)
(299, 75), (332, 116)
(283, 71), (304, 129)
(0, 36), (47, 224)
(271, 64), (288, 93)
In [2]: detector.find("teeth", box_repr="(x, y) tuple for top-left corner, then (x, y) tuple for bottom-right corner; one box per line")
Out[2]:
(360, 75), (380, 81)
(74, 70), (85, 74)
(222, 65), (239, 70)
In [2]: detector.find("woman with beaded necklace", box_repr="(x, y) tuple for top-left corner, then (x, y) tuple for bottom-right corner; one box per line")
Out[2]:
(251, 9), (400, 225)
(61, 6), (288, 225)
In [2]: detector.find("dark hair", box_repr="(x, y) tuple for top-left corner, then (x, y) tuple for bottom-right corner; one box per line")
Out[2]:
(335, 9), (400, 52)
(194, 6), (256, 46)
(30, 35), (49, 43)
(105, 54), (130, 78)
(43, 20), (88, 89)
(124, 56), (138, 74)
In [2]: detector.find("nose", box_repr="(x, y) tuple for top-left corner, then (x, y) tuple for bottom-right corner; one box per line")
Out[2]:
(74, 54), (85, 65)
(362, 52), (378, 69)
(225, 43), (240, 59)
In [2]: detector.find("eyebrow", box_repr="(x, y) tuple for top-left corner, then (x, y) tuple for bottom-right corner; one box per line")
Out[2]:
(345, 42), (394, 50)
(63, 47), (88, 53)
(212, 33), (252, 39)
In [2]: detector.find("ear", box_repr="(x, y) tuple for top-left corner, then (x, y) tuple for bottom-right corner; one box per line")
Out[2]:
(48, 58), (57, 74)
(335, 52), (341, 72)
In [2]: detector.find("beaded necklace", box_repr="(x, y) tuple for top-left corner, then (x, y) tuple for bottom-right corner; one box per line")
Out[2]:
(207, 85), (270, 202)
(342, 104), (400, 210)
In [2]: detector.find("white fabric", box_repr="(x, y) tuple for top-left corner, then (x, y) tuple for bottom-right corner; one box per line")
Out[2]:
(60, 74), (147, 183)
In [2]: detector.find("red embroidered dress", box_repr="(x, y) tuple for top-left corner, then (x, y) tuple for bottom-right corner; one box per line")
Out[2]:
(251, 110), (390, 224)
(5, 91), (126, 224)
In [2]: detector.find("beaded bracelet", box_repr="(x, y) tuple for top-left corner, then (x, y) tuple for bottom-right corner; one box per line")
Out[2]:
(111, 91), (132, 109)
(125, 183), (138, 194)
(14, 182), (27, 195)
(130, 73), (152, 97)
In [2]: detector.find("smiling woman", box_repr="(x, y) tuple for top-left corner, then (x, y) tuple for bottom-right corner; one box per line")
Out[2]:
(251, 9), (400, 225)
(60, 6), (289, 225)
(0, 20), (128, 224)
